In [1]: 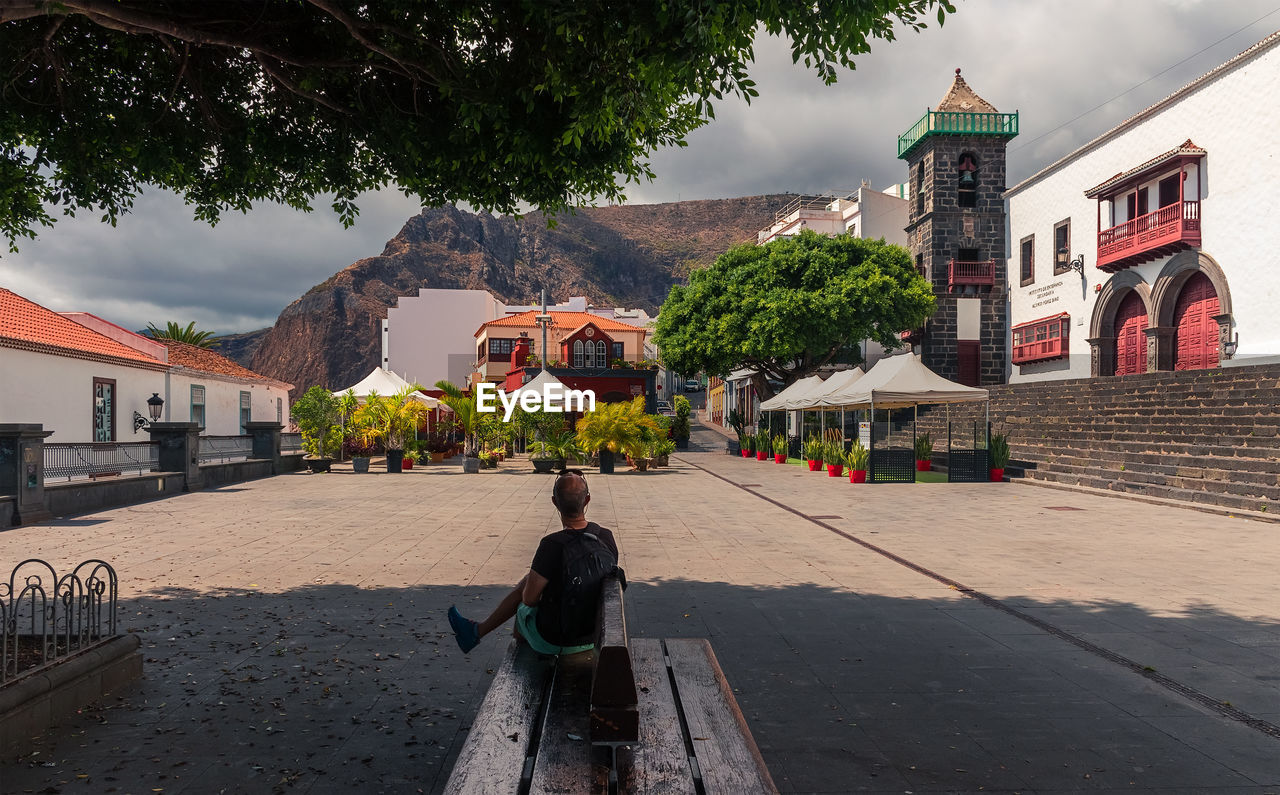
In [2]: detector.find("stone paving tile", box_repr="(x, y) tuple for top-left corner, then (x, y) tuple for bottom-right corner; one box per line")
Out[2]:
(2, 428), (1280, 792)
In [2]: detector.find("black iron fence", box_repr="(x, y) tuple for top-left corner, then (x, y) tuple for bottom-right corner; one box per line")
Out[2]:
(198, 435), (253, 464)
(280, 432), (304, 455)
(1, 558), (119, 684)
(43, 442), (159, 482)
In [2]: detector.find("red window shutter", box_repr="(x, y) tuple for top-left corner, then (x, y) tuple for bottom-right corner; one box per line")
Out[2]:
(957, 340), (981, 387)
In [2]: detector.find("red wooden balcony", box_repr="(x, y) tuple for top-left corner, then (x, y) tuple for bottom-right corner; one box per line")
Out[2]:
(947, 259), (995, 290)
(1097, 200), (1200, 272)
(1012, 313), (1070, 365)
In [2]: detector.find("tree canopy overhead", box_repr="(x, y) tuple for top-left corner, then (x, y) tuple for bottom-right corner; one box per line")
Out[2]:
(0, 0), (955, 249)
(652, 231), (935, 398)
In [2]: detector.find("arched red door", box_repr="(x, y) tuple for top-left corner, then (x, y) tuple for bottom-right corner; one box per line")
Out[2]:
(1173, 272), (1220, 371)
(1113, 291), (1148, 376)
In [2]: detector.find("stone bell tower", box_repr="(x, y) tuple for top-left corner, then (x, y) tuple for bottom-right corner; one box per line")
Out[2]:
(899, 69), (1018, 386)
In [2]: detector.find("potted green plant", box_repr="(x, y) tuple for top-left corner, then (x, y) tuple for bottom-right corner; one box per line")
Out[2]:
(772, 434), (787, 464)
(989, 433), (1010, 482)
(846, 439), (869, 483)
(754, 428), (769, 461)
(290, 386), (342, 473)
(654, 438), (676, 467)
(531, 428), (580, 474)
(435, 380), (484, 473)
(738, 433), (752, 458)
(672, 395), (692, 450)
(823, 438), (845, 478)
(914, 432), (933, 471)
(401, 437), (419, 469)
(803, 434), (823, 471)
(575, 397), (660, 475)
(479, 448), (500, 468)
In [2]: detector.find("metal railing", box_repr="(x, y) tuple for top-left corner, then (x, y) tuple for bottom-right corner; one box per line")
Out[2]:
(2, 559), (118, 684)
(280, 433), (304, 455)
(198, 435), (253, 464)
(1097, 200), (1200, 265)
(43, 442), (159, 481)
(897, 110), (1019, 158)
(947, 258), (996, 289)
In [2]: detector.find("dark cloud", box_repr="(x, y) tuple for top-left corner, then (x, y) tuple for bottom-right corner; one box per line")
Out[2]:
(2, 0), (1275, 332)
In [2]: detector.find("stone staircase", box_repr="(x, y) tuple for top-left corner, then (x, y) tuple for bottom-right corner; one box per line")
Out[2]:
(915, 363), (1280, 514)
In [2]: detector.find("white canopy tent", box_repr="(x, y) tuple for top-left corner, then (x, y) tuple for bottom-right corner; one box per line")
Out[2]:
(504, 368), (570, 411)
(824, 353), (988, 409)
(333, 367), (439, 408)
(757, 374), (824, 412)
(789, 366), (865, 440)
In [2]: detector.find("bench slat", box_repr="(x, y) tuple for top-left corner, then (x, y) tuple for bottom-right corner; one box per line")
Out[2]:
(443, 641), (553, 795)
(528, 650), (610, 794)
(615, 638), (697, 794)
(591, 574), (638, 744)
(665, 638), (779, 795)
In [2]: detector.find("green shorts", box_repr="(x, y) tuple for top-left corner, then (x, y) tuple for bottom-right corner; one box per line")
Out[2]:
(515, 603), (594, 656)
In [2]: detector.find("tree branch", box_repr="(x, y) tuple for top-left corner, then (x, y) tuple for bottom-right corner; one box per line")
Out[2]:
(254, 53), (352, 117)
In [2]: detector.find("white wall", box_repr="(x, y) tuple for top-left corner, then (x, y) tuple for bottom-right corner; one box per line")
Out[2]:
(856, 188), (910, 246)
(385, 289), (506, 388)
(1006, 40), (1280, 381)
(164, 370), (290, 435)
(0, 347), (166, 441)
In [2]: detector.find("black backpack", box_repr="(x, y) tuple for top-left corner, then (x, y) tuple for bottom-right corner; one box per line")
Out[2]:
(537, 531), (618, 646)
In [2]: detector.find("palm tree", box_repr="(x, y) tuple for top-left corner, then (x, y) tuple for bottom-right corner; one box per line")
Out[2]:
(434, 380), (482, 456)
(146, 320), (218, 348)
(353, 386), (428, 452)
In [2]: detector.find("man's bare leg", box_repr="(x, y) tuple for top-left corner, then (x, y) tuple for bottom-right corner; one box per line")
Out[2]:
(449, 576), (527, 653)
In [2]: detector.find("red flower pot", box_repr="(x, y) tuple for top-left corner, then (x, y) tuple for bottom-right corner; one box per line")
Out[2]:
(990, 468), (1005, 482)
(915, 460), (931, 471)
(826, 464), (844, 478)
(741, 449), (751, 458)
(757, 451), (768, 461)
(807, 460), (821, 472)
(402, 458), (414, 470)
(773, 453), (786, 464)
(849, 470), (867, 483)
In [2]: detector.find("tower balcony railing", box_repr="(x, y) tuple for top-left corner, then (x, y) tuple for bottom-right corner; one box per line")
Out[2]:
(947, 258), (996, 290)
(1096, 200), (1201, 272)
(897, 111), (1019, 159)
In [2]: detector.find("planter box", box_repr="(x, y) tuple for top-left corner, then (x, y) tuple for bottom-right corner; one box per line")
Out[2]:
(1, 634), (142, 758)
(462, 457), (481, 474)
(849, 470), (867, 483)
(826, 464), (844, 478)
(352, 456), (370, 473)
(807, 460), (821, 471)
(773, 454), (786, 464)
(756, 451), (768, 461)
(306, 458), (333, 473)
(532, 458), (557, 474)
(915, 460), (932, 471)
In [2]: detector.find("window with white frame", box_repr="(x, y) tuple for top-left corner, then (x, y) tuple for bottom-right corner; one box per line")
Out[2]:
(239, 391), (251, 434)
(190, 384), (206, 429)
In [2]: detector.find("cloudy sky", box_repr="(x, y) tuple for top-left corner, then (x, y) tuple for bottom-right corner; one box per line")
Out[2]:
(3, 0), (1277, 335)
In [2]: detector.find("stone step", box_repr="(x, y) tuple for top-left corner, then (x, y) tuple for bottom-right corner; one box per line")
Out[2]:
(1008, 436), (1280, 459)
(1020, 456), (1280, 492)
(1019, 468), (1277, 514)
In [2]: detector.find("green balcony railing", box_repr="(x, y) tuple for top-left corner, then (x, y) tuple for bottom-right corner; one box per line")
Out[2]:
(897, 111), (1019, 159)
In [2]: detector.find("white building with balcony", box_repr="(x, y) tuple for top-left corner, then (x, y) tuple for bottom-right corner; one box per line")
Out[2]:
(755, 182), (910, 246)
(1005, 30), (1280, 382)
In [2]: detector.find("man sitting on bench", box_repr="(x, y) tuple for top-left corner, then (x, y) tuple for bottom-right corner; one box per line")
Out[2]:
(449, 469), (620, 656)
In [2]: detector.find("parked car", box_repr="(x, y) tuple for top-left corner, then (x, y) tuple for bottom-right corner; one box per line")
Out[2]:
(684, 378), (701, 392)
(656, 400), (672, 412)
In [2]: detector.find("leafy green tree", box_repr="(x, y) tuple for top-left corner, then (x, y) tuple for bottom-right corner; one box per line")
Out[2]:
(653, 231), (935, 399)
(290, 385), (343, 458)
(146, 321), (218, 348)
(1, 1), (954, 249)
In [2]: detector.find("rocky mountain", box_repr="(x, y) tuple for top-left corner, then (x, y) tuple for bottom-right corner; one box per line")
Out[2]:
(212, 327), (270, 366)
(247, 194), (793, 394)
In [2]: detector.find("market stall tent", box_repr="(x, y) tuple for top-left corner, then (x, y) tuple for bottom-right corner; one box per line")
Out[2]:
(334, 367), (439, 407)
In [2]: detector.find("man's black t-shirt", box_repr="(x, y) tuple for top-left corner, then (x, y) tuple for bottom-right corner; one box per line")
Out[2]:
(530, 522), (618, 644)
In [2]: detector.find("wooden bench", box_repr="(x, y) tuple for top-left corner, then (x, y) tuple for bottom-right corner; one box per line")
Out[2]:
(444, 575), (776, 794)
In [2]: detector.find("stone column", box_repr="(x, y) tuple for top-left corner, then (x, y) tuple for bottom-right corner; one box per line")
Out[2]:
(1087, 337), (1115, 378)
(1212, 313), (1235, 361)
(1145, 326), (1176, 372)
(147, 422), (204, 492)
(244, 421), (283, 474)
(0, 424), (54, 526)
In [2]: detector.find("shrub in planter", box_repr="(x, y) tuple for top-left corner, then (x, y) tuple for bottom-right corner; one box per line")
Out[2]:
(914, 432), (933, 471)
(772, 434), (787, 464)
(575, 397), (661, 474)
(672, 395), (692, 450)
(823, 438), (845, 478)
(291, 385), (342, 464)
(846, 439), (869, 483)
(803, 434), (823, 471)
(740, 433), (753, 458)
(755, 429), (770, 461)
(989, 433), (1010, 482)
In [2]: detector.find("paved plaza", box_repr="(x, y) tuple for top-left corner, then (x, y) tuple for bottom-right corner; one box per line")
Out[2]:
(3, 423), (1280, 793)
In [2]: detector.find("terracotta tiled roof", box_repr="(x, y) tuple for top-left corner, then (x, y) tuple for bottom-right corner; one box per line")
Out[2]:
(478, 310), (645, 337)
(935, 68), (998, 114)
(160, 339), (292, 388)
(0, 288), (167, 369)
(1083, 139), (1207, 198)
